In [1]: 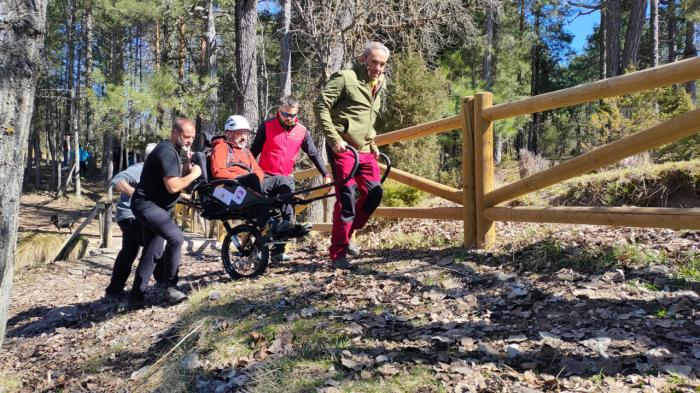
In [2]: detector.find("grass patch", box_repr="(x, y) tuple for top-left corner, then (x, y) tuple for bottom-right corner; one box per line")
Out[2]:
(675, 251), (700, 283)
(250, 356), (338, 392)
(0, 374), (22, 393)
(15, 232), (88, 272)
(507, 160), (700, 208)
(373, 231), (458, 250)
(511, 238), (619, 274)
(292, 317), (352, 353)
(343, 365), (446, 393)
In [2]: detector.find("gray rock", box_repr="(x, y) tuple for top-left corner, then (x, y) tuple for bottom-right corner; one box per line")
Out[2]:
(130, 366), (150, 380)
(181, 353), (201, 370)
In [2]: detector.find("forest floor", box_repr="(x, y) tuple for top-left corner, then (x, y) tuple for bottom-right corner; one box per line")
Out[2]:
(1, 181), (700, 392)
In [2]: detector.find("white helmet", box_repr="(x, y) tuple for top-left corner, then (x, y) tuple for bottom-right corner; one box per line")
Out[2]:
(224, 115), (251, 132)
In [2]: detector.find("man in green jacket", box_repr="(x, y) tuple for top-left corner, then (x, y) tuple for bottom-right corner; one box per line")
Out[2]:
(315, 41), (390, 269)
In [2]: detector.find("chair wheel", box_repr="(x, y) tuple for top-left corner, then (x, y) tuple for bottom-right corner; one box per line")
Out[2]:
(221, 224), (269, 279)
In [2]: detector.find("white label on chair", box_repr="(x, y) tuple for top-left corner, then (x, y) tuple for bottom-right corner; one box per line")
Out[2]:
(213, 186), (235, 205)
(232, 186), (247, 205)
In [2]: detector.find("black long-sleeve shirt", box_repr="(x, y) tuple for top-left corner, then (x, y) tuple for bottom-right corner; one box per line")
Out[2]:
(251, 119), (329, 177)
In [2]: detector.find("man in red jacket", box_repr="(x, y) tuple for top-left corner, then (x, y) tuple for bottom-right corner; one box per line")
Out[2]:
(251, 95), (331, 261)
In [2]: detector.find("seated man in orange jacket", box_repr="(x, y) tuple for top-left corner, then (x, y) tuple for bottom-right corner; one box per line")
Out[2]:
(210, 115), (279, 234)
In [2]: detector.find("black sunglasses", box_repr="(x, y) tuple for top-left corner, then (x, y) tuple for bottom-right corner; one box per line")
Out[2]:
(280, 110), (298, 118)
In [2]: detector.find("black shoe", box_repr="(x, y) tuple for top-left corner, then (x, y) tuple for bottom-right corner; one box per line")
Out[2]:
(127, 294), (146, 310)
(164, 286), (188, 304)
(104, 287), (126, 300)
(347, 242), (360, 258)
(331, 258), (353, 270)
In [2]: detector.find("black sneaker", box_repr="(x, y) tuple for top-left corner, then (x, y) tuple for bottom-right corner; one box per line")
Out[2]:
(331, 258), (353, 270)
(165, 286), (188, 304)
(104, 287), (126, 301)
(127, 294), (146, 310)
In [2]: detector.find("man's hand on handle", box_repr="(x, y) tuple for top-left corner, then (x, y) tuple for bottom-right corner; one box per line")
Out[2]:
(332, 141), (348, 154)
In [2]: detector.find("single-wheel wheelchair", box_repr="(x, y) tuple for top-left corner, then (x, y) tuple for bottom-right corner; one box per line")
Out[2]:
(185, 145), (391, 280)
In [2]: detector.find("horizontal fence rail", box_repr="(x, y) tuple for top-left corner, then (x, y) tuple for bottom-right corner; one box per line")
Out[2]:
(379, 164), (463, 204)
(481, 56), (700, 121)
(484, 107), (700, 206)
(374, 206), (465, 220)
(375, 115), (462, 146)
(484, 207), (700, 230)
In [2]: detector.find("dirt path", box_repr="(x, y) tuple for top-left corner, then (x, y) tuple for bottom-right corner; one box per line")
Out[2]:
(2, 193), (699, 392)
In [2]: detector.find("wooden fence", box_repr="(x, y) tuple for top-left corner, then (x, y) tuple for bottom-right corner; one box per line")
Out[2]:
(294, 56), (700, 249)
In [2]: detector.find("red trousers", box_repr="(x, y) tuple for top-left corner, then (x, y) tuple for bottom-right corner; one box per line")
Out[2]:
(328, 148), (383, 260)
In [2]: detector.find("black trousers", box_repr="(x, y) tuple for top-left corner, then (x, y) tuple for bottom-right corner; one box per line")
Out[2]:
(106, 218), (165, 293)
(261, 174), (295, 221)
(130, 198), (182, 298)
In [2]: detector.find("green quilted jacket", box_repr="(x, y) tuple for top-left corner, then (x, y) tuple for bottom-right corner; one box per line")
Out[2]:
(314, 63), (384, 154)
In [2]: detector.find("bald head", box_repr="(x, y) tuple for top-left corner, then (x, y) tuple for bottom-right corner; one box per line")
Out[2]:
(171, 118), (196, 151)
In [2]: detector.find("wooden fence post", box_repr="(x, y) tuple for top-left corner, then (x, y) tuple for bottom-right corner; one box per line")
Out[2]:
(473, 92), (496, 248)
(461, 96), (476, 249)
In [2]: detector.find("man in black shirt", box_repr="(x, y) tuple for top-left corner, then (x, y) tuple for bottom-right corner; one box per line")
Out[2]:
(128, 118), (202, 308)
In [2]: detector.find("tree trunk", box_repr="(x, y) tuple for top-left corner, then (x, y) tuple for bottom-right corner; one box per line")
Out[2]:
(651, 0), (659, 67)
(154, 19), (161, 73)
(604, 0), (621, 77)
(621, 0), (646, 72)
(198, 0), (218, 149)
(528, 2), (541, 155)
(483, 0), (495, 90)
(235, 0), (259, 127)
(667, 0), (676, 63)
(600, 3), (607, 78)
(84, 1), (94, 146)
(34, 127), (41, 187)
(177, 17), (186, 82)
(683, 20), (697, 103)
(259, 27), (269, 119)
(0, 0), (47, 347)
(279, 0), (292, 97)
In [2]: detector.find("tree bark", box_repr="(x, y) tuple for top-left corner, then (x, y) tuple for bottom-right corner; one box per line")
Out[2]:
(651, 0), (659, 67)
(621, 0), (646, 72)
(198, 0), (218, 149)
(279, 0), (292, 97)
(667, 0), (676, 63)
(177, 17), (186, 82)
(483, 0), (495, 90)
(84, 0), (94, 146)
(235, 0), (259, 127)
(683, 20), (697, 103)
(604, 0), (621, 77)
(0, 0), (47, 346)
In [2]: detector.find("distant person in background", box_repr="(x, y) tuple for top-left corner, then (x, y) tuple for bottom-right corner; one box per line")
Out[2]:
(79, 146), (90, 174)
(105, 143), (160, 299)
(128, 118), (202, 308)
(315, 41), (390, 269)
(251, 95), (331, 262)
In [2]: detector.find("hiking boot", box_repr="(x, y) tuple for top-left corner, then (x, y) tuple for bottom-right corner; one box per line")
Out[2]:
(127, 293), (146, 310)
(331, 258), (353, 270)
(275, 220), (294, 235)
(272, 253), (292, 262)
(165, 286), (188, 304)
(104, 287), (126, 301)
(347, 242), (360, 258)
